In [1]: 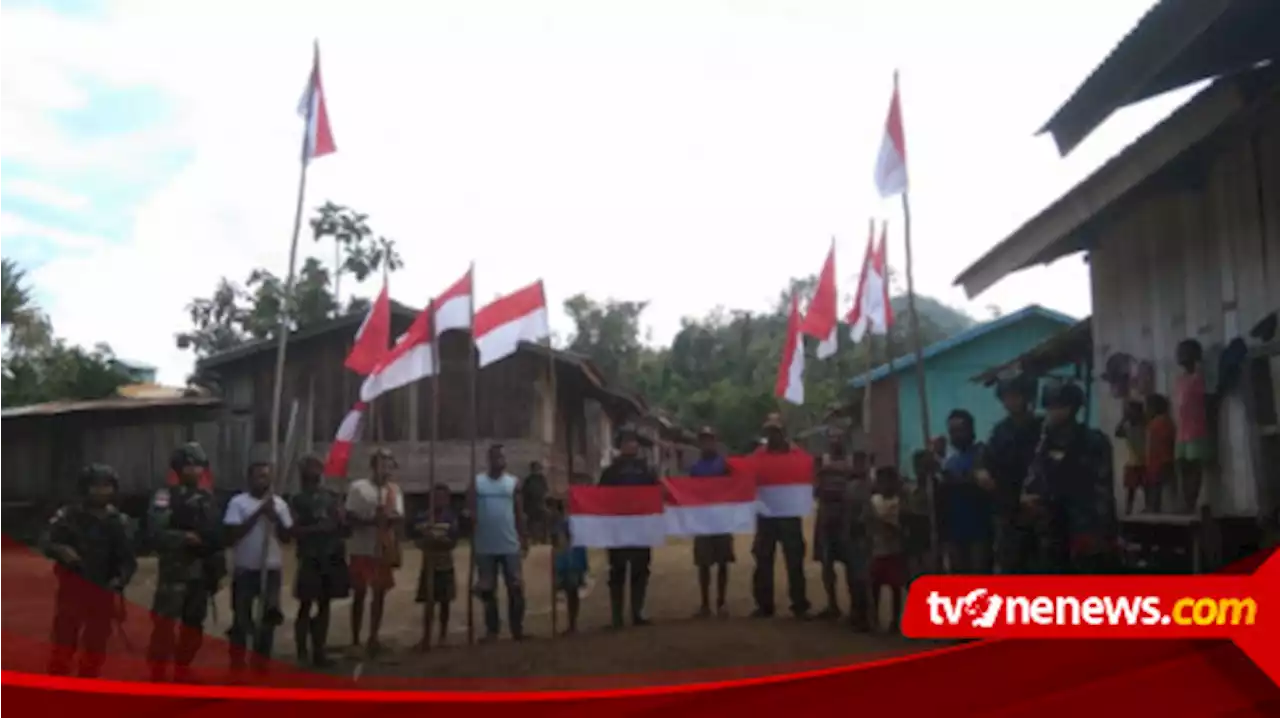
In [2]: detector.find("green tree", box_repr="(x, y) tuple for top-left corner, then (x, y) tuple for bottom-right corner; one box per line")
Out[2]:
(310, 201), (404, 308)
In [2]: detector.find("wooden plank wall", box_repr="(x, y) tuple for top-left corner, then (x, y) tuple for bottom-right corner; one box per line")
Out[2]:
(1089, 99), (1280, 518)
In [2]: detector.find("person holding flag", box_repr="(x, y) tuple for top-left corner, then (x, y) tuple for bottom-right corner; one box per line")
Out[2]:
(598, 424), (661, 629)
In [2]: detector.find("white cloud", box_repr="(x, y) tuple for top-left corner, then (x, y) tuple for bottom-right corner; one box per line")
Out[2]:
(2, 212), (108, 251)
(5, 0), (1192, 387)
(1, 178), (90, 212)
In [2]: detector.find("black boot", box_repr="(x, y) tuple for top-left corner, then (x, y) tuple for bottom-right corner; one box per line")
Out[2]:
(631, 576), (651, 626)
(609, 583), (625, 629)
(294, 618), (310, 664)
(310, 616), (332, 667)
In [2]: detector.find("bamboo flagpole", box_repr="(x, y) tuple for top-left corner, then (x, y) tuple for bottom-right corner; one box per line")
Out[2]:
(424, 297), (440, 651)
(545, 315), (559, 639)
(262, 40), (336, 616)
(465, 262), (478, 646)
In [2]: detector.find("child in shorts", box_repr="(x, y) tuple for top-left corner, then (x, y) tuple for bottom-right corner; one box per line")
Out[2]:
(869, 466), (906, 633)
(413, 484), (458, 650)
(550, 498), (587, 634)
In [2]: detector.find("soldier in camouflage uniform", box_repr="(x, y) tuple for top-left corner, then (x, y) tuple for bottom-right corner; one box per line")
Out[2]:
(146, 442), (225, 682)
(1021, 384), (1119, 574)
(289, 455), (348, 667)
(979, 375), (1044, 574)
(41, 464), (137, 677)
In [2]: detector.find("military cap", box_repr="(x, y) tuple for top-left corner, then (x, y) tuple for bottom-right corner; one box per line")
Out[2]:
(78, 463), (120, 492)
(613, 423), (640, 447)
(995, 373), (1037, 401)
(169, 442), (209, 471)
(761, 412), (784, 430)
(1043, 382), (1085, 410)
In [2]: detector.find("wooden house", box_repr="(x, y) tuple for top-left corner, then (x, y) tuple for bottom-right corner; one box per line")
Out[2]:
(192, 304), (648, 496)
(846, 304), (1092, 473)
(954, 0), (1280, 561)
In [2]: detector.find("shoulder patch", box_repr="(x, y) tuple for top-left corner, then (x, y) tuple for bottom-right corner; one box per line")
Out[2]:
(153, 489), (171, 509)
(49, 507), (68, 524)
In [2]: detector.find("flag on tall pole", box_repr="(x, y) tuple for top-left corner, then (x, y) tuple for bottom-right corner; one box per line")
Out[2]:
(264, 39), (339, 627)
(801, 239), (839, 360)
(344, 280), (391, 375)
(847, 221), (893, 343)
(298, 41), (337, 164)
(775, 294), (806, 405)
(874, 72), (908, 199)
(874, 70), (936, 571)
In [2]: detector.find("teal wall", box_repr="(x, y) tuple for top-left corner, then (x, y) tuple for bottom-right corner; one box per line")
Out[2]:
(891, 314), (1100, 472)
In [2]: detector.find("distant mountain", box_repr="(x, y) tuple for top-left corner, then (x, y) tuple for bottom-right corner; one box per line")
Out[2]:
(889, 293), (976, 338)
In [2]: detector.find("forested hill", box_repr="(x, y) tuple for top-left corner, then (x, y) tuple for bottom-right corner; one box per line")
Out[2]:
(561, 276), (977, 451)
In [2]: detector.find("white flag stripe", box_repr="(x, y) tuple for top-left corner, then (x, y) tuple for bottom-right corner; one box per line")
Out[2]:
(756, 484), (814, 518)
(781, 331), (805, 405)
(663, 502), (757, 537)
(816, 325), (838, 360)
(334, 407), (363, 442)
(359, 342), (435, 402)
(875, 129), (908, 198)
(476, 306), (551, 368)
(434, 293), (473, 337)
(569, 514), (669, 549)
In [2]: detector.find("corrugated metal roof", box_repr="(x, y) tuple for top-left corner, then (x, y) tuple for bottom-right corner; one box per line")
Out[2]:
(846, 305), (1078, 391)
(1041, 0), (1278, 156)
(1, 395), (221, 420)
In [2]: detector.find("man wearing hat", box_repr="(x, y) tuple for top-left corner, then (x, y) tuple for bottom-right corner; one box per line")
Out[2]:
(289, 455), (348, 667)
(344, 447), (404, 655)
(598, 423), (660, 628)
(147, 442), (225, 682)
(1022, 383), (1117, 574)
(688, 426), (735, 618)
(42, 464), (137, 677)
(980, 374), (1043, 574)
(750, 413), (811, 620)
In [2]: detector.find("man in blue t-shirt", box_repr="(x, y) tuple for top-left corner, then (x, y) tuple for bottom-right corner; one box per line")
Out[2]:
(940, 409), (995, 574)
(689, 426), (735, 618)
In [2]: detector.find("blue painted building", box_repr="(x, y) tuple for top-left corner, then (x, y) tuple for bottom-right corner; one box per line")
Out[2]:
(849, 304), (1097, 473)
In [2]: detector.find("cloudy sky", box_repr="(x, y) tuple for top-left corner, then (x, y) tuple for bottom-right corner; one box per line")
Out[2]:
(3, 0), (1200, 385)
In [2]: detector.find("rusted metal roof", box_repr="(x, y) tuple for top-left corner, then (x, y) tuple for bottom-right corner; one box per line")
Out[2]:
(1, 395), (222, 420)
(1042, 0), (1279, 156)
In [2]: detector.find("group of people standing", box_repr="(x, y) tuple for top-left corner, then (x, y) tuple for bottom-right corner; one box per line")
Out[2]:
(38, 370), (1128, 680)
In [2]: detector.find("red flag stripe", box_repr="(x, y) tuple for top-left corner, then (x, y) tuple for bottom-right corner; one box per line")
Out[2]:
(474, 281), (546, 337)
(662, 475), (757, 507)
(568, 485), (665, 516)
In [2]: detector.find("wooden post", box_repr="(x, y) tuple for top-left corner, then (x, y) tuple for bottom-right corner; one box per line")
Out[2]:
(465, 262), (478, 646)
(426, 299), (440, 650)
(546, 330), (559, 639)
(261, 99), (314, 617)
(901, 188), (937, 572)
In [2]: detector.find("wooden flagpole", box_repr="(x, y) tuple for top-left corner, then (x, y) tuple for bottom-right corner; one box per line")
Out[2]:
(466, 262), (478, 646)
(424, 298), (440, 651)
(545, 300), (559, 639)
(861, 221), (876, 439)
(260, 78), (316, 617)
(895, 70), (938, 567)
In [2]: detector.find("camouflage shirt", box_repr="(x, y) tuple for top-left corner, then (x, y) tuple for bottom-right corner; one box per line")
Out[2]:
(41, 503), (137, 591)
(1025, 421), (1116, 553)
(148, 483), (224, 585)
(982, 414), (1044, 517)
(290, 486), (345, 561)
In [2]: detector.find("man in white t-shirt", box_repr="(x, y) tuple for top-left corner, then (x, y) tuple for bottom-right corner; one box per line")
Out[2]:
(224, 461), (293, 673)
(344, 448), (404, 655)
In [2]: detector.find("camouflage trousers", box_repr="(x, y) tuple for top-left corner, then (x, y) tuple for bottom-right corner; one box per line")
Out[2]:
(147, 578), (210, 673)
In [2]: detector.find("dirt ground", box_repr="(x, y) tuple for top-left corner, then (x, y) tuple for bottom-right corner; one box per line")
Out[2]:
(6, 523), (943, 688)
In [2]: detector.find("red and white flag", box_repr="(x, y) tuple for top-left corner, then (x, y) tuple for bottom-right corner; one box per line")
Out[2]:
(740, 447), (815, 518)
(298, 40), (337, 165)
(662, 474), (758, 537)
(474, 280), (551, 368)
(434, 267), (474, 338)
(874, 72), (908, 199)
(323, 401), (366, 478)
(343, 280), (391, 375)
(359, 307), (433, 402)
(801, 239), (839, 360)
(568, 485), (667, 548)
(774, 294), (806, 405)
(847, 221), (893, 343)
(358, 267), (473, 402)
